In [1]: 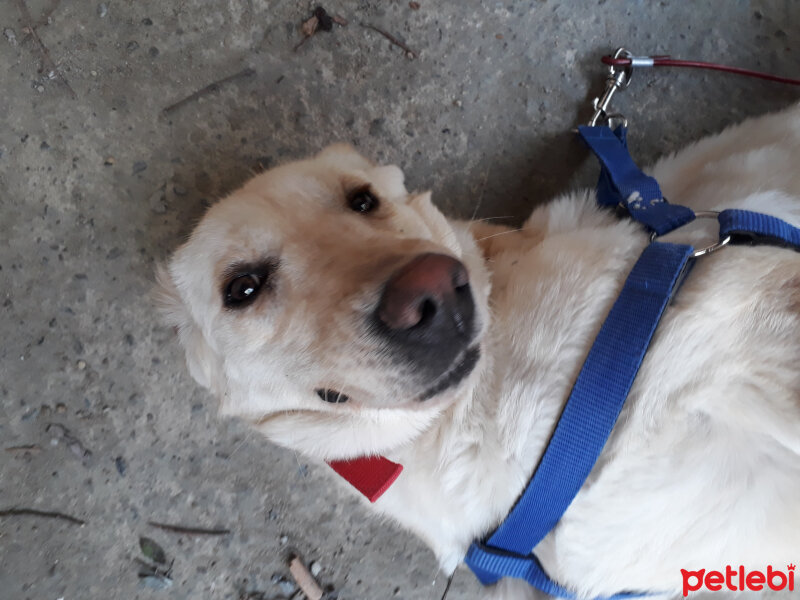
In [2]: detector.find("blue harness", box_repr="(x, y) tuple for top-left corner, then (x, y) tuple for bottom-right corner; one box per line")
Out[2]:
(464, 123), (800, 599)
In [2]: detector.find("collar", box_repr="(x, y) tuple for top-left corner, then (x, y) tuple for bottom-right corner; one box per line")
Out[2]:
(327, 456), (402, 502)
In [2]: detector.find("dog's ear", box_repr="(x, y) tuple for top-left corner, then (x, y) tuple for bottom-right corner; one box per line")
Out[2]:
(154, 264), (224, 395)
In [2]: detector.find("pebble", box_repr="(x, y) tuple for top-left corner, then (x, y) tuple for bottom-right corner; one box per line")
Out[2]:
(279, 535), (288, 545)
(36, 85), (45, 93)
(56, 403), (67, 413)
(126, 41), (140, 52)
(140, 575), (173, 590)
(68, 441), (85, 458)
(97, 3), (108, 18)
(310, 561), (322, 577)
(148, 186), (167, 214)
(132, 160), (147, 174)
(77, 359), (87, 370)
(4, 28), (17, 45)
(270, 575), (296, 596)
(104, 157), (115, 166)
(115, 456), (127, 476)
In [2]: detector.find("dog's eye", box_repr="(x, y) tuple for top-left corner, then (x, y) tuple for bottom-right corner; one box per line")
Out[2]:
(316, 388), (350, 404)
(225, 274), (263, 307)
(348, 188), (379, 214)
(221, 260), (277, 309)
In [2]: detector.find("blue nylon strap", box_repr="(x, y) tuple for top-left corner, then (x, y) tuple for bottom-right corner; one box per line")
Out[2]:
(577, 126), (696, 236)
(465, 242), (694, 598)
(720, 209), (800, 251)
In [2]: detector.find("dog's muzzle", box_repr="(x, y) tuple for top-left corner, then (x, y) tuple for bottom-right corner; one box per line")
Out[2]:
(372, 252), (477, 394)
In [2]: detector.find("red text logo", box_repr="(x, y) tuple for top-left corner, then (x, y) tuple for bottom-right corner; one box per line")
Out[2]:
(681, 564), (795, 596)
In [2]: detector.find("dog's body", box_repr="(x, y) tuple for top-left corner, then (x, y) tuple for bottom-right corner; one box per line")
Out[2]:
(159, 104), (800, 599)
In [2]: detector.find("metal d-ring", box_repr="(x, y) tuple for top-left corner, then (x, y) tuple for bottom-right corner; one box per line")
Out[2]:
(650, 211), (732, 258)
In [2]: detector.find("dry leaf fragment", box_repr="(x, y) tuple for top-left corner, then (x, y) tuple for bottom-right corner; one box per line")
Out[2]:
(139, 536), (167, 564)
(301, 15), (319, 38)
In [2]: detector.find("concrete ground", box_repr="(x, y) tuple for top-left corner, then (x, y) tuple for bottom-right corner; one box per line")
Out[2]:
(1, 1), (798, 599)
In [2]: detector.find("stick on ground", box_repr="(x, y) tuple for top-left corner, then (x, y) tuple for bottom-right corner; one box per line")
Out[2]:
(288, 555), (324, 600)
(0, 507), (85, 525)
(163, 68), (256, 115)
(148, 520), (231, 536)
(361, 23), (418, 59)
(5, 444), (42, 454)
(13, 0), (77, 99)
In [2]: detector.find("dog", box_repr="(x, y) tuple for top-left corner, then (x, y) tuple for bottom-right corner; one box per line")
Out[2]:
(157, 103), (800, 599)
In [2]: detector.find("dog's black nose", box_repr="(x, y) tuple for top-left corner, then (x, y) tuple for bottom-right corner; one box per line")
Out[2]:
(378, 253), (470, 331)
(374, 253), (475, 380)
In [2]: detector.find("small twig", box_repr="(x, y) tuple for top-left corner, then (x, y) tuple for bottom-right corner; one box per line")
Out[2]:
(361, 23), (418, 59)
(163, 68), (256, 115)
(288, 555), (323, 600)
(148, 520), (231, 536)
(0, 507), (85, 525)
(5, 444), (42, 454)
(13, 0), (76, 99)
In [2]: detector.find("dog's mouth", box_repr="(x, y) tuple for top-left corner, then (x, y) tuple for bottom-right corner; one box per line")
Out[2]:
(417, 345), (480, 401)
(313, 345), (480, 408)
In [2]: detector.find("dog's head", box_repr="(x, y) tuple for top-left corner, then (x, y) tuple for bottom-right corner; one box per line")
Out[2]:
(157, 145), (491, 460)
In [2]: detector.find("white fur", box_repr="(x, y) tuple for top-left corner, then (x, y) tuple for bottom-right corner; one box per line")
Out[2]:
(160, 106), (800, 599)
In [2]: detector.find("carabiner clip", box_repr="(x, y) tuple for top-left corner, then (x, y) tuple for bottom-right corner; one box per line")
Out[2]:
(587, 47), (633, 127)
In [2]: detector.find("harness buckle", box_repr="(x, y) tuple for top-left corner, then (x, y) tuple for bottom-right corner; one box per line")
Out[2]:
(587, 47), (633, 127)
(650, 210), (732, 258)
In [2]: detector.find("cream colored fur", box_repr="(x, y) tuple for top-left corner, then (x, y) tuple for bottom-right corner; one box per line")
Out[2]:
(158, 104), (800, 599)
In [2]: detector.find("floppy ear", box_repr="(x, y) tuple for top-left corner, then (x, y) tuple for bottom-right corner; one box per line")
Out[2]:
(154, 264), (225, 395)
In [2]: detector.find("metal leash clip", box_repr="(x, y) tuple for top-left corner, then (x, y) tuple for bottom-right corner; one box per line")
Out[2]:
(587, 47), (633, 127)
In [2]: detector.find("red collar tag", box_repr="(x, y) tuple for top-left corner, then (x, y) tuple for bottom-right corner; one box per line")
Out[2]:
(327, 456), (403, 502)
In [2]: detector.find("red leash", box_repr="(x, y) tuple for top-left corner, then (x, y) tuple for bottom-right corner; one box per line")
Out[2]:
(602, 55), (800, 86)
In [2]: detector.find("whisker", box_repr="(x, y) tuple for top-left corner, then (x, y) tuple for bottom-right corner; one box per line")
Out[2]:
(470, 167), (492, 221)
(475, 227), (525, 242)
(468, 215), (516, 228)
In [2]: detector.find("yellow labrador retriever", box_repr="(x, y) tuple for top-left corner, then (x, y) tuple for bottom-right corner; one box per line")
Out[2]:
(157, 104), (800, 599)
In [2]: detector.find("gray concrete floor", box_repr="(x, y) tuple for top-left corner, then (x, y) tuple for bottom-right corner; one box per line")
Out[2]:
(1, 1), (798, 599)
